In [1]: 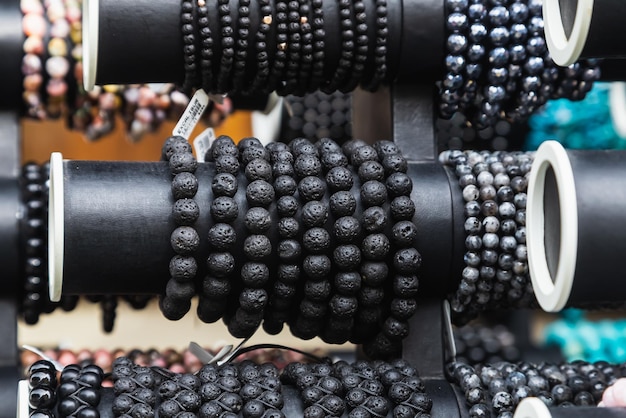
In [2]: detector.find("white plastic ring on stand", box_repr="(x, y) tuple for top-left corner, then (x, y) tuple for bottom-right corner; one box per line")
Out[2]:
(48, 152), (64, 303)
(82, 0), (99, 91)
(610, 82), (626, 140)
(543, 0), (594, 66)
(514, 398), (552, 418)
(527, 141), (578, 312)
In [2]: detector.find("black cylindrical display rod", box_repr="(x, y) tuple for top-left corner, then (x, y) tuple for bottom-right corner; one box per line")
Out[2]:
(48, 153), (463, 300)
(527, 141), (626, 311)
(0, 0), (23, 109)
(514, 398), (626, 418)
(82, 0), (444, 90)
(544, 0), (626, 65)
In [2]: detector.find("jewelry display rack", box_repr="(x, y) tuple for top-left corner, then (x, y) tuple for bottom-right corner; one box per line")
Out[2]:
(6, 0), (626, 417)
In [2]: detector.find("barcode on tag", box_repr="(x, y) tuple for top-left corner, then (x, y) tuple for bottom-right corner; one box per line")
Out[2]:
(194, 128), (216, 163)
(173, 89), (210, 140)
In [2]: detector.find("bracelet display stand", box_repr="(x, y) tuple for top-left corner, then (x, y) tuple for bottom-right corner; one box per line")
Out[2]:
(0, 0), (23, 110)
(10, 0), (626, 417)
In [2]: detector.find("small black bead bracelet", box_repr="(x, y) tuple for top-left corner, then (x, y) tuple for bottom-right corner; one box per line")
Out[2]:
(159, 136), (200, 321)
(198, 135), (240, 324)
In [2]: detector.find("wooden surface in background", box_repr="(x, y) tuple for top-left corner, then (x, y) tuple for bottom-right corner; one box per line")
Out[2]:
(21, 111), (252, 163)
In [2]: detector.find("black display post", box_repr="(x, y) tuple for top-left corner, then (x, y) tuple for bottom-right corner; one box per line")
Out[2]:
(0, 0), (23, 110)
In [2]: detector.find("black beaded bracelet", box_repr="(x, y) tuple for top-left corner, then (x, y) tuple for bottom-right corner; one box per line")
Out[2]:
(263, 142), (301, 335)
(232, 0), (251, 93)
(362, 0), (388, 91)
(57, 364), (104, 418)
(198, 363), (244, 417)
(229, 137), (274, 338)
(348, 143), (389, 346)
(238, 361), (284, 418)
(181, 0), (198, 92)
(197, 0), (214, 92)
(365, 143), (420, 360)
(266, 0), (289, 94)
(198, 135), (240, 324)
(277, 0), (303, 96)
(159, 136), (200, 321)
(308, 0), (325, 92)
(246, 0), (272, 95)
(294, 0), (313, 96)
(111, 357), (161, 417)
(334, 360), (390, 418)
(439, 0), (469, 119)
(322, 0), (354, 93)
(28, 360), (58, 415)
(286, 363), (346, 418)
(317, 138), (359, 345)
(341, 0), (368, 93)
(216, 0), (235, 94)
(289, 138), (330, 340)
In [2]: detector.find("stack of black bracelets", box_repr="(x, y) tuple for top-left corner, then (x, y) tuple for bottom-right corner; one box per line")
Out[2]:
(440, 150), (535, 325)
(447, 358), (618, 415)
(26, 357), (433, 418)
(174, 0), (599, 130)
(156, 135), (420, 359)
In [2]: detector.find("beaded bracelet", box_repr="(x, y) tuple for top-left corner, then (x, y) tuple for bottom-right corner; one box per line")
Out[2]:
(57, 364), (103, 417)
(341, 0), (368, 93)
(232, 0), (251, 93)
(216, 0), (235, 94)
(198, 135), (240, 324)
(266, 0), (288, 94)
(197, 363), (244, 417)
(228, 137), (274, 338)
(458, 0), (486, 112)
(308, 0), (325, 92)
(263, 142), (301, 335)
(439, 0), (469, 119)
(322, 0), (354, 93)
(334, 360), (390, 417)
(159, 136), (200, 321)
(238, 361), (284, 418)
(181, 0), (198, 92)
(277, 0), (303, 96)
(158, 373), (203, 417)
(246, 0), (272, 94)
(288, 139), (331, 341)
(28, 360), (58, 415)
(295, 0), (313, 96)
(317, 138), (359, 345)
(365, 143), (420, 359)
(283, 362), (345, 418)
(197, 0), (214, 92)
(362, 0), (388, 91)
(441, 150), (533, 324)
(111, 357), (163, 417)
(348, 143), (389, 346)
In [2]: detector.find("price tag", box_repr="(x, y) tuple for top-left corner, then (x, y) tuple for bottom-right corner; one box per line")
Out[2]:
(193, 128), (216, 163)
(173, 89), (210, 140)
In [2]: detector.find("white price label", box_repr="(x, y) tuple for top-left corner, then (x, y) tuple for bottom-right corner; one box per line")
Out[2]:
(193, 128), (216, 163)
(173, 89), (210, 140)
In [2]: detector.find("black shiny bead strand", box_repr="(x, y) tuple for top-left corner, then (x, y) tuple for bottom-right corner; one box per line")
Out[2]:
(28, 360), (58, 415)
(57, 364), (104, 418)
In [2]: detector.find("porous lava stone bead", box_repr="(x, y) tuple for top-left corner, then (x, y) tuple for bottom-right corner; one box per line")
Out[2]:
(207, 252), (235, 277)
(215, 155), (241, 175)
(173, 172), (199, 199)
(334, 245), (362, 270)
(301, 202), (329, 227)
(362, 206), (387, 233)
(243, 235), (272, 260)
(333, 216), (361, 243)
(170, 152), (198, 175)
(246, 180), (275, 207)
(173, 198), (200, 225)
(386, 172), (413, 197)
(277, 195), (299, 217)
(294, 154), (322, 177)
(326, 166), (354, 191)
(274, 175), (298, 196)
(329, 191), (357, 217)
(212, 173), (238, 197)
(211, 197), (239, 223)
(360, 180), (388, 206)
(244, 207), (271, 233)
(278, 217), (300, 238)
(245, 158), (273, 182)
(298, 176), (327, 201)
(208, 223), (237, 250)
(171, 226), (200, 254)
(390, 196), (416, 221)
(162, 136), (191, 160)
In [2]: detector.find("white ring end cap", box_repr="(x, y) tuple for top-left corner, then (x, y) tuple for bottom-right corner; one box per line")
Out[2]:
(527, 140), (578, 312)
(514, 398), (552, 418)
(48, 152), (64, 303)
(82, 0), (99, 91)
(543, 0), (594, 66)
